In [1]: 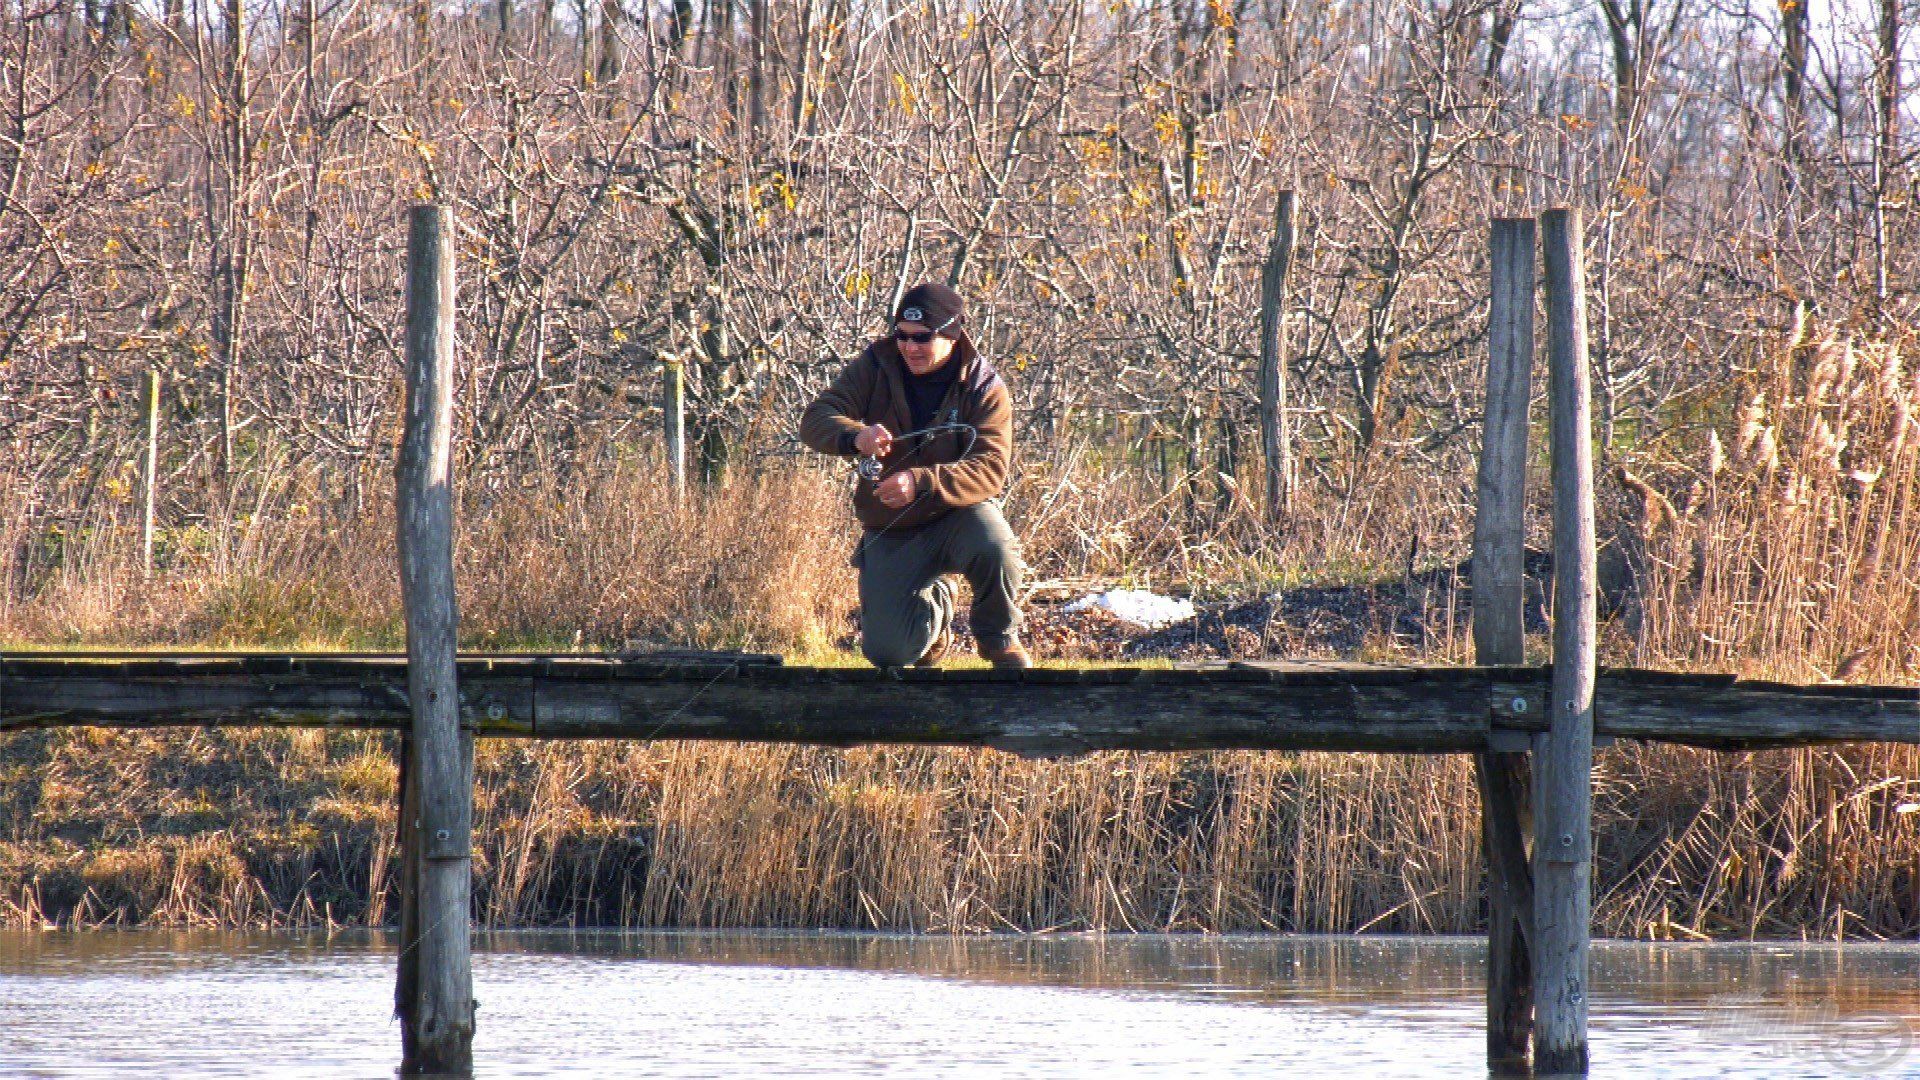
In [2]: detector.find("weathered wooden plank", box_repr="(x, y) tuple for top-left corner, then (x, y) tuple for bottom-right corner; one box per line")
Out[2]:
(1535, 205), (1594, 1076)
(1708, 676), (1917, 699)
(462, 678), (532, 735)
(1486, 674), (1920, 748)
(395, 203), (473, 1077)
(0, 666), (1491, 751)
(0, 675), (407, 728)
(514, 670), (1493, 752)
(1226, 660), (1473, 683)
(1598, 669), (1740, 689)
(4, 660), (1917, 750)
(1475, 217), (1537, 675)
(1476, 215), (1537, 1076)
(1601, 678), (1917, 747)
(0, 650), (779, 672)
(4, 656), (265, 678)
(612, 648), (783, 668)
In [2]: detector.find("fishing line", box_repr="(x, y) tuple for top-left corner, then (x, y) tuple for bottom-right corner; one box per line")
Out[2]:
(853, 423), (978, 483)
(853, 422), (980, 543)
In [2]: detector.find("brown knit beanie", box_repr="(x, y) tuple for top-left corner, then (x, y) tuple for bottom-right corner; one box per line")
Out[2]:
(894, 283), (965, 334)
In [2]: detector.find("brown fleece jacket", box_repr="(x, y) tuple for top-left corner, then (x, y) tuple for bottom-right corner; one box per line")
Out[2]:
(799, 333), (1013, 530)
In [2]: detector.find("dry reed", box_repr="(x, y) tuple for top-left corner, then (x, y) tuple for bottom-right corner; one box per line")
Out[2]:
(3, 336), (1918, 937)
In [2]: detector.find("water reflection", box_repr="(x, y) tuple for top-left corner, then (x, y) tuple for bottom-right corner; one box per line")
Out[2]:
(483, 930), (1490, 1003)
(0, 930), (1914, 1078)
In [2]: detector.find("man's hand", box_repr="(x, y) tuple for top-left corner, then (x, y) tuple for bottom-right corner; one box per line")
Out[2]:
(855, 424), (894, 457)
(875, 470), (916, 509)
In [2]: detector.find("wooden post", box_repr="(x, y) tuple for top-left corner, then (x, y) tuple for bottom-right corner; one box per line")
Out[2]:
(395, 204), (475, 1076)
(1535, 206), (1595, 1076)
(1475, 218), (1536, 1074)
(140, 367), (161, 580)
(1258, 190), (1296, 523)
(663, 356), (686, 501)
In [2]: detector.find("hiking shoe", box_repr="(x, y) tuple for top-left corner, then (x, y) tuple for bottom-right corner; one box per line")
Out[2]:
(914, 622), (953, 668)
(979, 640), (1032, 670)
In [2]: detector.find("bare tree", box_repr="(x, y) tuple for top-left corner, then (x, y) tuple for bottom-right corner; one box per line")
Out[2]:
(0, 0), (1911, 569)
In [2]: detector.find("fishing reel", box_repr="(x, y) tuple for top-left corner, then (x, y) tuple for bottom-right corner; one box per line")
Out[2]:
(850, 423), (978, 485)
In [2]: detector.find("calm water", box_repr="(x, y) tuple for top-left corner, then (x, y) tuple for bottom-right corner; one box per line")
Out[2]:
(1, 930), (1916, 1078)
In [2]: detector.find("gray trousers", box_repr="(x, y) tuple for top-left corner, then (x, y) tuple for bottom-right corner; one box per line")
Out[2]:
(854, 501), (1023, 668)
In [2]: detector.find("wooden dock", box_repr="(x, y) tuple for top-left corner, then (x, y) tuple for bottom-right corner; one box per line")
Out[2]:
(4, 653), (1917, 753)
(12, 205), (1915, 1076)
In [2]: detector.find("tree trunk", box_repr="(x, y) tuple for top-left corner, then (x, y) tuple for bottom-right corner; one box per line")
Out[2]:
(597, 0), (621, 83)
(212, 0), (251, 482)
(1597, 0), (1638, 132)
(669, 0), (693, 54)
(748, 0), (768, 138)
(1779, 0), (1809, 169)
(1258, 191), (1296, 523)
(1873, 0), (1899, 317)
(1486, 0), (1521, 80)
(790, 0), (816, 134)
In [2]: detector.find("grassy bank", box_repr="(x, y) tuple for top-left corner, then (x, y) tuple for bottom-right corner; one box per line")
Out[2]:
(3, 335), (1918, 938)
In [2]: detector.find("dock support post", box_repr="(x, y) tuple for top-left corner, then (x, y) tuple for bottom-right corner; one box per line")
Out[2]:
(395, 203), (475, 1076)
(1475, 217), (1536, 1074)
(1535, 206), (1596, 1075)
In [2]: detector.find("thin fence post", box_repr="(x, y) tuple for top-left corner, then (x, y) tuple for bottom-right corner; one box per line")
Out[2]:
(141, 367), (161, 579)
(1258, 189), (1297, 524)
(1535, 205), (1596, 1076)
(396, 203), (474, 1076)
(1475, 217), (1537, 1074)
(663, 356), (686, 502)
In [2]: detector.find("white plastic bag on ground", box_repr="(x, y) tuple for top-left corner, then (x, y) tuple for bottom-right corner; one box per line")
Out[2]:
(1062, 589), (1197, 629)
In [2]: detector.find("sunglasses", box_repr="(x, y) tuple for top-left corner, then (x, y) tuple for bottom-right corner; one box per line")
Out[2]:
(893, 329), (943, 344)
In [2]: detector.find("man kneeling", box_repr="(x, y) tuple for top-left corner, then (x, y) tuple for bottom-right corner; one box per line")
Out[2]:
(799, 283), (1031, 669)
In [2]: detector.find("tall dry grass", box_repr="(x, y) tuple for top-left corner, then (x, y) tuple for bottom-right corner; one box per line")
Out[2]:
(1587, 330), (1920, 941)
(1, 457), (856, 652)
(628, 745), (1483, 933)
(0, 729), (1492, 934)
(1623, 335), (1920, 683)
(10, 729), (1912, 938)
(1009, 419), (1476, 597)
(3, 338), (1918, 938)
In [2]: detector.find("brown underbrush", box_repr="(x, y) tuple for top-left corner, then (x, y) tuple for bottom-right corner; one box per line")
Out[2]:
(3, 334), (1918, 937)
(6, 730), (1914, 939)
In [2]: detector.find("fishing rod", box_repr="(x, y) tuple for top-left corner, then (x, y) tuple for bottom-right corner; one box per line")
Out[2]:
(854, 422), (978, 481)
